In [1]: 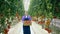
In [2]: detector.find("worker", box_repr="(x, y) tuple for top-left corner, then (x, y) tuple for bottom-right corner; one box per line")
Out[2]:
(22, 11), (31, 34)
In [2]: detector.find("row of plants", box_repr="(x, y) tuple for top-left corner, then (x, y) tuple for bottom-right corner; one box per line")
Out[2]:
(28, 0), (60, 19)
(28, 0), (60, 34)
(0, 0), (24, 34)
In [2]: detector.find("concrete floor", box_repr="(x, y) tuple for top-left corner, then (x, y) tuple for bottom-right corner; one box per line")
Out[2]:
(8, 21), (49, 34)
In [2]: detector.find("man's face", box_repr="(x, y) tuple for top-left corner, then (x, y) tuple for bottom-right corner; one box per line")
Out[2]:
(25, 11), (28, 15)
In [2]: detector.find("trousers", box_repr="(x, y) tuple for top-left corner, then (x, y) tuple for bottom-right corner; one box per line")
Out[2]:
(23, 26), (31, 34)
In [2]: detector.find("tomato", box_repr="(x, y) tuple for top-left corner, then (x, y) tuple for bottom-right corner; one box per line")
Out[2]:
(4, 29), (9, 34)
(45, 28), (52, 33)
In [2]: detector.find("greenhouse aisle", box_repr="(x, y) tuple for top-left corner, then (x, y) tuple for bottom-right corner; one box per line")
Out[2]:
(8, 21), (49, 34)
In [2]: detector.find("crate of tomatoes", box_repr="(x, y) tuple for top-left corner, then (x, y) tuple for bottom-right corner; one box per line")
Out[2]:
(23, 20), (31, 26)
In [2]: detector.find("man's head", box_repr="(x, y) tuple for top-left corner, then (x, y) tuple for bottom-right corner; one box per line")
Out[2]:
(25, 11), (28, 15)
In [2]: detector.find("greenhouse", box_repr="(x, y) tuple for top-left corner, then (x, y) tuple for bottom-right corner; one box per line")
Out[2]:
(0, 0), (60, 34)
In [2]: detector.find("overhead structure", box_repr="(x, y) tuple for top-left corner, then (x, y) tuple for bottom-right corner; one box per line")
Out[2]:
(23, 0), (30, 11)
